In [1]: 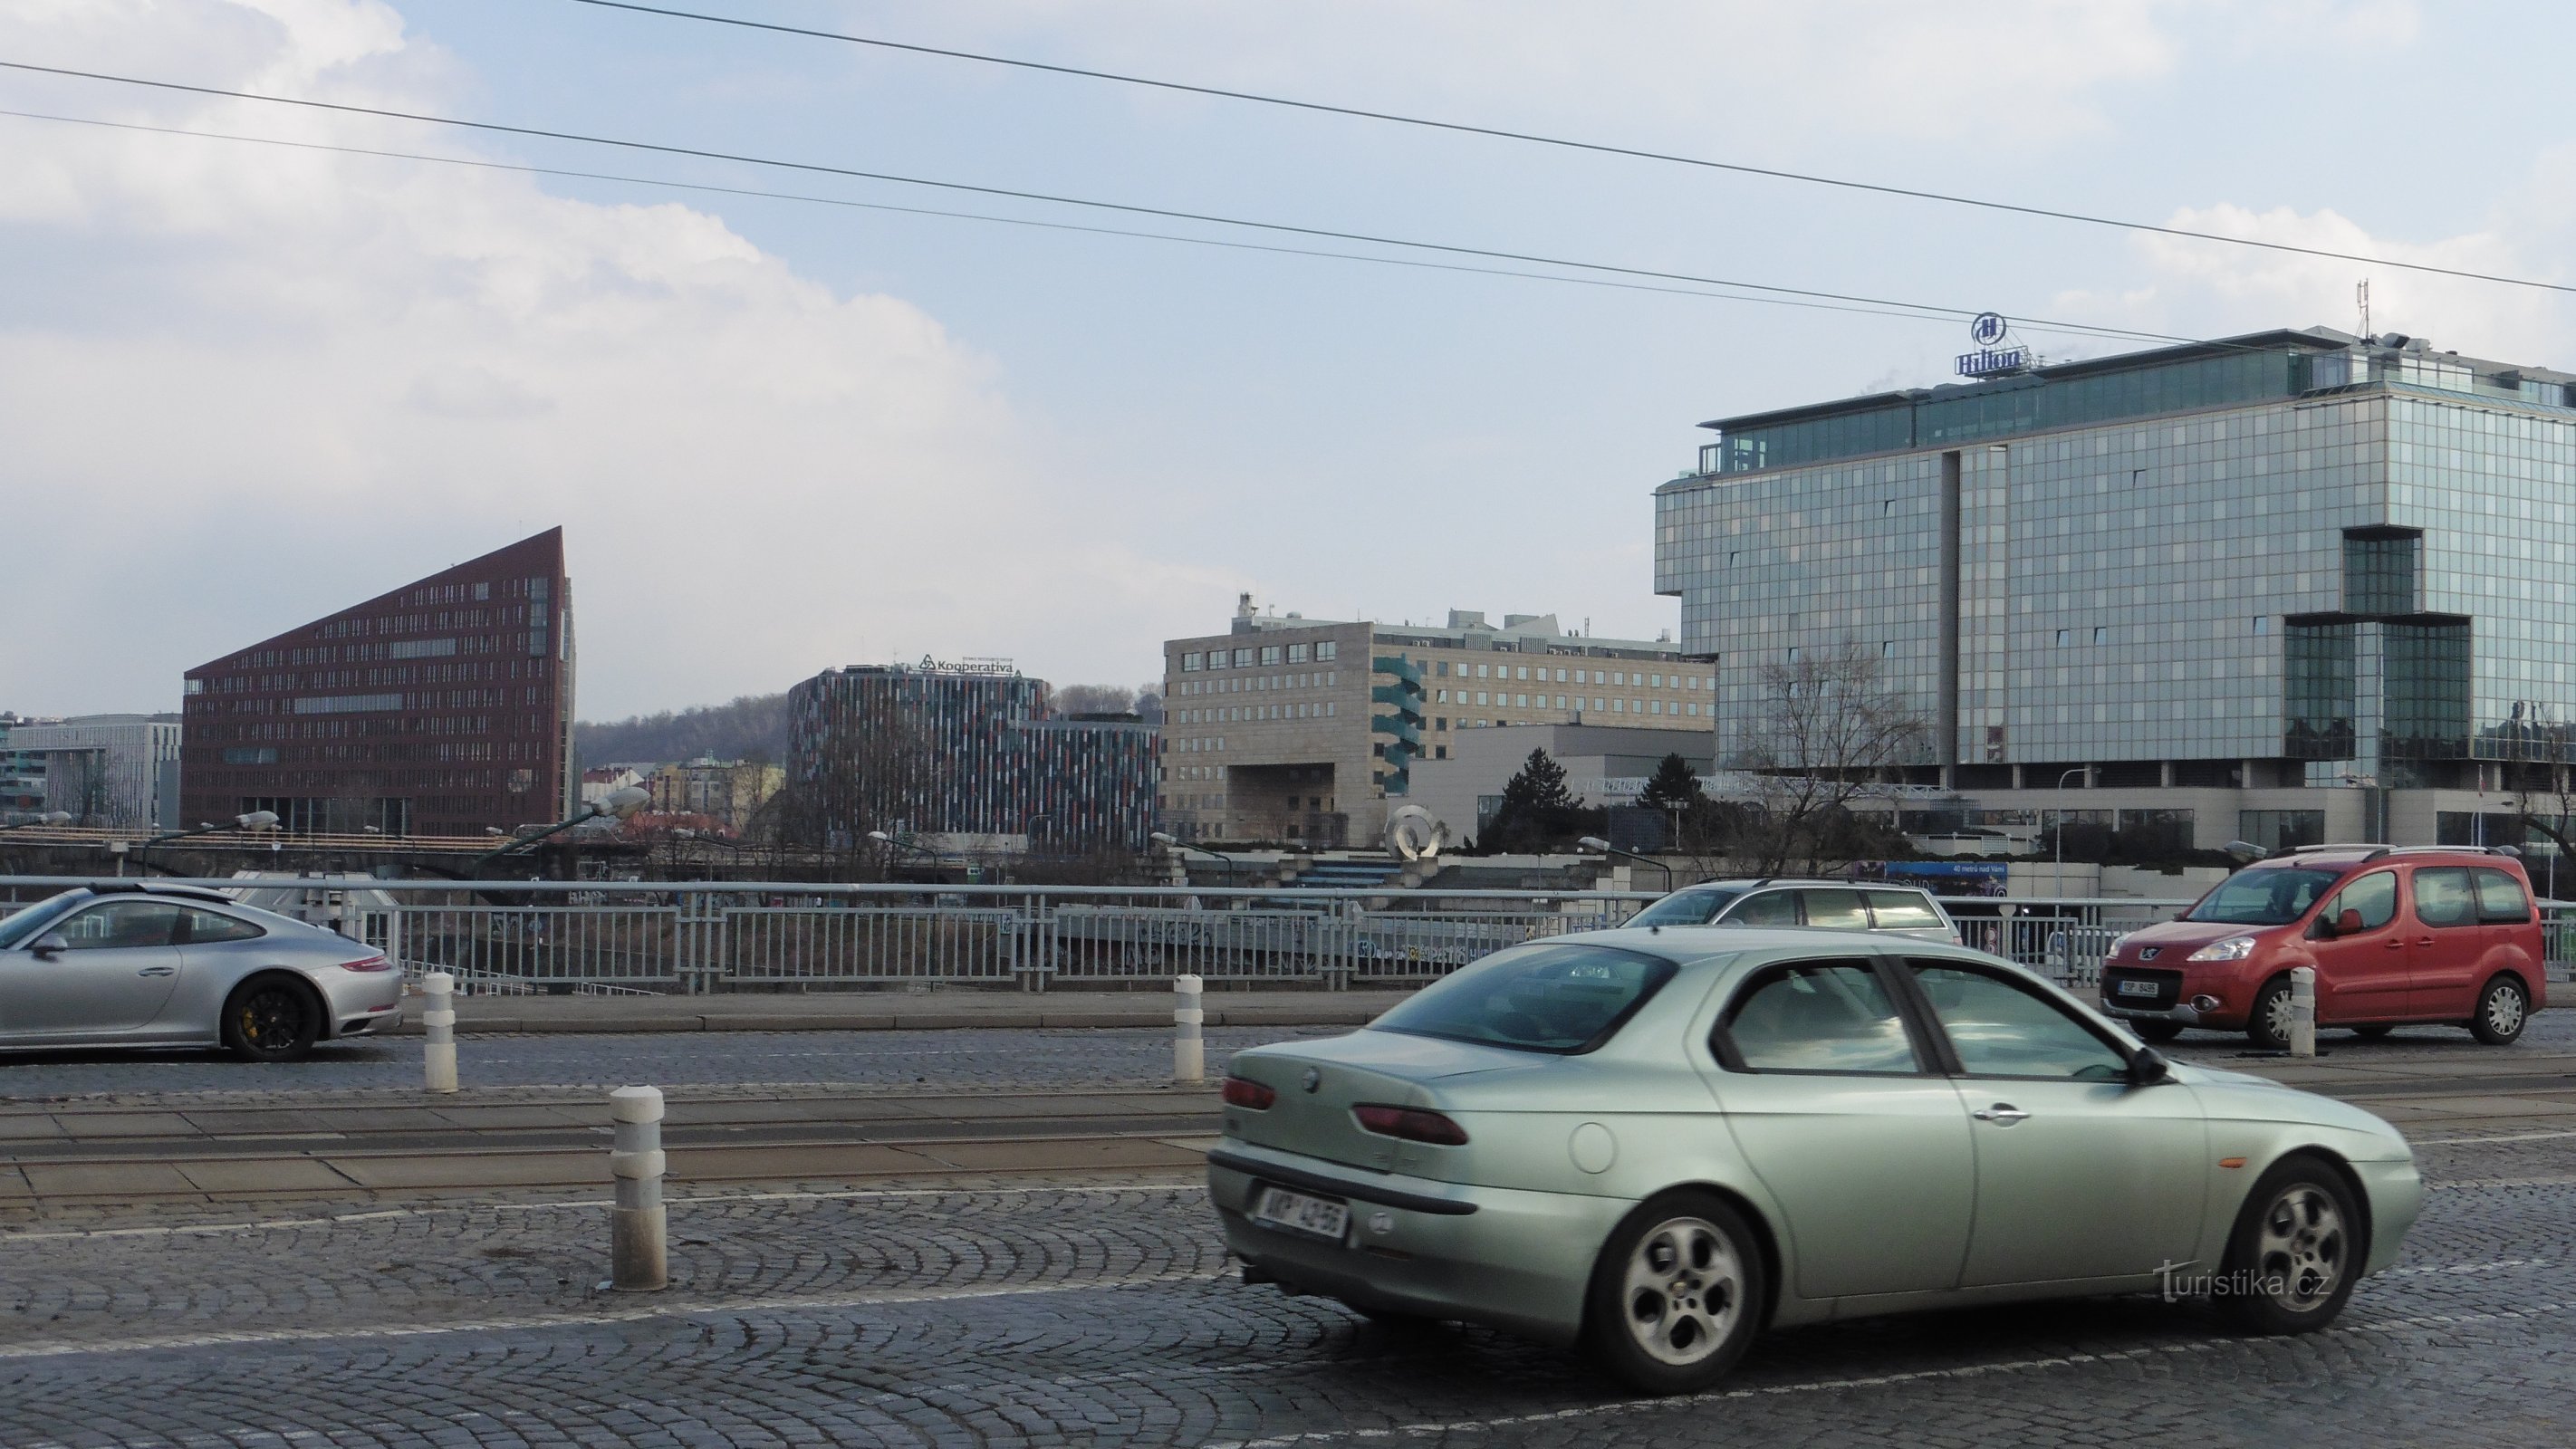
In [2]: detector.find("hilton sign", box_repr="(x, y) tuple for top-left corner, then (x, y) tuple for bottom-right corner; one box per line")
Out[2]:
(1956, 312), (2031, 378)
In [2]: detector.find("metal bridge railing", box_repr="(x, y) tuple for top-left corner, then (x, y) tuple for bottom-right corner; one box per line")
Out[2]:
(0, 876), (2568, 993)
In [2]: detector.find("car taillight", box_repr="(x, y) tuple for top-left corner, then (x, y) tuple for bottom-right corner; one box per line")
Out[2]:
(1352, 1104), (1469, 1146)
(341, 955), (393, 973)
(1221, 1076), (1276, 1109)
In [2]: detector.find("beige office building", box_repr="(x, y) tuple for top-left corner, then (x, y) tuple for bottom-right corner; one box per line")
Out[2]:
(1161, 596), (1711, 846)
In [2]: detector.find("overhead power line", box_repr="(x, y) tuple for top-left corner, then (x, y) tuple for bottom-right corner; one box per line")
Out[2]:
(0, 59), (2224, 351)
(569, 0), (2576, 302)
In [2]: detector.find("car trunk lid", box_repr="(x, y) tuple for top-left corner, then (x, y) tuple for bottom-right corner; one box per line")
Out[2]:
(1224, 1029), (1540, 1174)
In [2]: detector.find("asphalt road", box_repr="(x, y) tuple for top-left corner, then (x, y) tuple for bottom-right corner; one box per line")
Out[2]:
(0, 1009), (2567, 1098)
(1, 1126), (2571, 1448)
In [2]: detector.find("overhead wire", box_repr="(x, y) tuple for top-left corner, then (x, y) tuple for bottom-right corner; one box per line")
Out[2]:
(0, 58), (2254, 355)
(570, 0), (2576, 301)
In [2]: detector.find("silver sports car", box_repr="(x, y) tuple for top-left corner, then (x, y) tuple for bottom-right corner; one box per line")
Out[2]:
(0, 883), (404, 1060)
(1211, 926), (2421, 1395)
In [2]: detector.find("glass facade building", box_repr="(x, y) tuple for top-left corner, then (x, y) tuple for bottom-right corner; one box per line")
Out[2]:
(787, 663), (1157, 849)
(1656, 326), (2576, 844)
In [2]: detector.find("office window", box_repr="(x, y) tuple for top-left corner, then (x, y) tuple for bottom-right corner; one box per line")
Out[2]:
(1260, 646), (1283, 666)
(1554, 668), (1567, 682)
(1555, 696), (1567, 708)
(1437, 660), (1449, 677)
(2092, 627), (2107, 645)
(1316, 641), (1338, 660)
(1288, 643), (1309, 663)
(1593, 697), (1606, 712)
(2055, 629), (2070, 646)
(1476, 664), (1489, 678)
(2253, 617), (2270, 636)
(1650, 675), (1663, 687)
(1436, 717), (1447, 731)
(1515, 667), (1528, 680)
(1650, 701), (1662, 715)
(1232, 648), (1253, 667)
(1182, 652), (1203, 671)
(1614, 699), (1625, 713)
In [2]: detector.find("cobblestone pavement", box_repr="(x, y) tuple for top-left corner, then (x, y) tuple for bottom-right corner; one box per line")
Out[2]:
(2, 1129), (2572, 1445)
(0, 1026), (1347, 1099)
(2, 1006), (2566, 1100)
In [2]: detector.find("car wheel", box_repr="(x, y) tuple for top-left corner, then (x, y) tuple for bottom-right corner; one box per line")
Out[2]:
(2245, 977), (2295, 1051)
(2350, 1024), (2395, 1040)
(2133, 1020), (2186, 1043)
(1581, 1191), (1764, 1396)
(221, 976), (320, 1062)
(2468, 975), (2529, 1046)
(2217, 1156), (2363, 1335)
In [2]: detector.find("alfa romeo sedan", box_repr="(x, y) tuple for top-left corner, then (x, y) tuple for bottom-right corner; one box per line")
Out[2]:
(1211, 926), (2420, 1395)
(0, 883), (402, 1060)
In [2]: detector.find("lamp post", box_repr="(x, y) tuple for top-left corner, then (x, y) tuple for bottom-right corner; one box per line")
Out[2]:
(136, 810), (279, 872)
(474, 786), (649, 869)
(0, 811), (73, 834)
(1578, 835), (1671, 891)
(1149, 830), (1237, 888)
(2052, 767), (2087, 886)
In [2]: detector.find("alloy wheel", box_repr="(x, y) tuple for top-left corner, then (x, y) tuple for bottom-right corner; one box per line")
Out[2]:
(1620, 1215), (1742, 1366)
(2262, 988), (2299, 1045)
(2253, 1184), (2347, 1314)
(236, 985), (308, 1058)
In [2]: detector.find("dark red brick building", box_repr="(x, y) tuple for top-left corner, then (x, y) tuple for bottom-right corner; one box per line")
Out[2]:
(180, 529), (577, 837)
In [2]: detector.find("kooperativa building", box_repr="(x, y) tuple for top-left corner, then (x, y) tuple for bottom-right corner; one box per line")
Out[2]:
(180, 529), (577, 837)
(1656, 325), (2576, 850)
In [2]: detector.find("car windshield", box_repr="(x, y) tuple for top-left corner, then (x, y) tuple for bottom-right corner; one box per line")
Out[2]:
(2186, 868), (2341, 926)
(1373, 940), (1677, 1054)
(0, 892), (83, 950)
(1628, 889), (1741, 927)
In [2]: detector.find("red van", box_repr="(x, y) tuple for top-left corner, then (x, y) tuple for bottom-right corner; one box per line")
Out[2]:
(2100, 846), (2547, 1050)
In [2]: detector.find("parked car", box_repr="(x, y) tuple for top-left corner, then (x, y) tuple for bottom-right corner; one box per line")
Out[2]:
(1211, 928), (2418, 1394)
(0, 883), (401, 1060)
(2100, 846), (2546, 1050)
(1626, 879), (1962, 944)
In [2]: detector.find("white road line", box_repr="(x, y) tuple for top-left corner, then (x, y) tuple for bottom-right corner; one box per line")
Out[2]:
(2412, 1128), (2576, 1146)
(0, 1267), (1217, 1361)
(1199, 1300), (2574, 1449)
(0, 1181), (1207, 1243)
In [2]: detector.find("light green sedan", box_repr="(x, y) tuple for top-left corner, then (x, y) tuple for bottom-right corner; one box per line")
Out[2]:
(1209, 926), (2421, 1395)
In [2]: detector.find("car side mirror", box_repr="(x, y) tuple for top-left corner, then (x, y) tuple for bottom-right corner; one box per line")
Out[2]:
(2337, 909), (2364, 936)
(2127, 1046), (2171, 1088)
(29, 933), (67, 960)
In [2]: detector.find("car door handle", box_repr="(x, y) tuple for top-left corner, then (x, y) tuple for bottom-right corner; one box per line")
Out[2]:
(137, 965), (177, 977)
(2415, 937), (2436, 948)
(2385, 938), (2407, 950)
(1972, 1104), (2029, 1126)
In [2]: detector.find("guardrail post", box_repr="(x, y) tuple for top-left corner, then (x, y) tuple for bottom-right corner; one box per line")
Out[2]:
(1174, 973), (1206, 1082)
(2289, 965), (2317, 1058)
(608, 1085), (668, 1291)
(422, 970), (457, 1093)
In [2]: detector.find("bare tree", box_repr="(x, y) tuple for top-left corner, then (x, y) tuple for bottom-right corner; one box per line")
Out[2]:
(1723, 640), (1930, 876)
(1054, 684), (1138, 716)
(761, 700), (937, 878)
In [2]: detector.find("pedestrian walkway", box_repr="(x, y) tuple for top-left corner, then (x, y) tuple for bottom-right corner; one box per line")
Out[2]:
(414, 988), (1399, 1035)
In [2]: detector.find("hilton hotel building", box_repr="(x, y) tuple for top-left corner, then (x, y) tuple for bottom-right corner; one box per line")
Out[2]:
(1656, 325), (2576, 854)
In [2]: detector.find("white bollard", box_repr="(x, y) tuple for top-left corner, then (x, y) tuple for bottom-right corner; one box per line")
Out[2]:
(422, 971), (457, 1094)
(1174, 974), (1206, 1082)
(608, 1085), (668, 1292)
(2289, 966), (2317, 1059)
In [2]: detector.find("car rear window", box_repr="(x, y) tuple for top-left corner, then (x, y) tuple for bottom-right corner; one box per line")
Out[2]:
(1798, 889), (1870, 930)
(2413, 868), (2477, 927)
(1373, 940), (1677, 1055)
(1864, 890), (1943, 930)
(1629, 888), (1739, 926)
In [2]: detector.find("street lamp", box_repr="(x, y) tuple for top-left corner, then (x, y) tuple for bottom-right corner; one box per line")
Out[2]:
(1578, 835), (1672, 891)
(0, 811), (74, 834)
(1149, 830), (1238, 887)
(474, 786), (649, 868)
(2052, 768), (2087, 883)
(135, 810), (280, 872)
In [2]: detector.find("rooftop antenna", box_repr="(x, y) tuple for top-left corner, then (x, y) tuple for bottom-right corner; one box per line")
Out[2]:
(2357, 278), (2370, 338)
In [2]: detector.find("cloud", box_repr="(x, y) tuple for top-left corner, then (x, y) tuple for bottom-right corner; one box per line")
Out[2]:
(0, 0), (1230, 717)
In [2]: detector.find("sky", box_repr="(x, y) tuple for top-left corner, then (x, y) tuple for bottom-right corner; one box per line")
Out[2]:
(5, 0), (2574, 721)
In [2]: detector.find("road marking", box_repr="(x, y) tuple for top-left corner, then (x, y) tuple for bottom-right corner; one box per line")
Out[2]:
(2412, 1128), (2576, 1145)
(0, 1181), (1207, 1243)
(1198, 1300), (2576, 1449)
(0, 1267), (1218, 1360)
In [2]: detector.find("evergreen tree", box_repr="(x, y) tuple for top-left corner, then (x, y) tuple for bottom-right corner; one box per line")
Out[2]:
(1484, 748), (1588, 852)
(1636, 753), (1706, 814)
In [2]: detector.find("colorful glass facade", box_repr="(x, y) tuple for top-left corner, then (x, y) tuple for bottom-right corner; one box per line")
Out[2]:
(787, 664), (1157, 849)
(179, 529), (576, 836)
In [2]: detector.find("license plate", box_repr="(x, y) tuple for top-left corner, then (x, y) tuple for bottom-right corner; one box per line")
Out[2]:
(1251, 1185), (1350, 1242)
(2117, 979), (2159, 998)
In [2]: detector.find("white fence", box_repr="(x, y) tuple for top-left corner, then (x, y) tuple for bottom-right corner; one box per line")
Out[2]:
(2, 877), (2571, 994)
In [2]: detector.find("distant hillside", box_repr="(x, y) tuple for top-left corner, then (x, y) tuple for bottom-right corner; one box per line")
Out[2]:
(577, 693), (790, 771)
